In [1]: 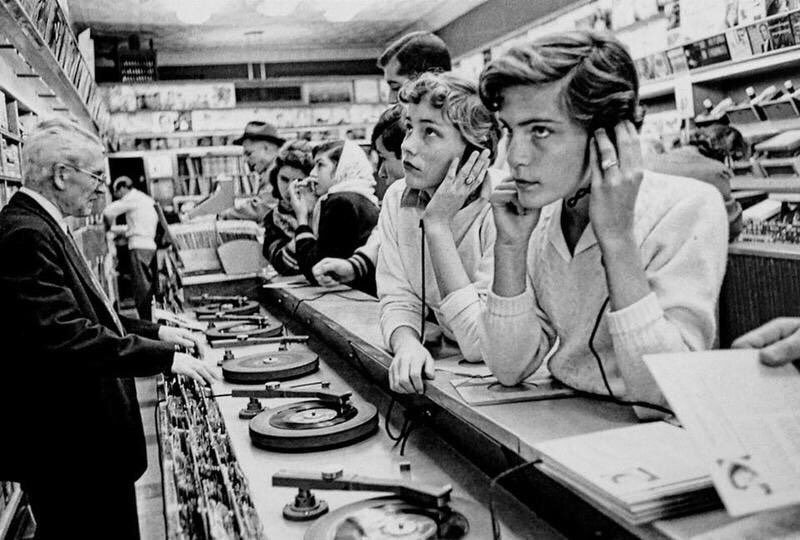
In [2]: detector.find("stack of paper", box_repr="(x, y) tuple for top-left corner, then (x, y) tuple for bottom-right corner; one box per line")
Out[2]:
(534, 422), (721, 525)
(645, 349), (800, 517)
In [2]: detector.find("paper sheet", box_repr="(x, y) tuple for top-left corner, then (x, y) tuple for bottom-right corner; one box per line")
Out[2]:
(645, 350), (800, 516)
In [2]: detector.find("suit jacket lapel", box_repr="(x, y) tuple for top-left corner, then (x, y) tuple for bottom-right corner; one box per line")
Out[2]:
(11, 193), (123, 334)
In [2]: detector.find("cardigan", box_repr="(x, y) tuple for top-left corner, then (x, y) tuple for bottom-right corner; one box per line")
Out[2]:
(377, 170), (500, 360)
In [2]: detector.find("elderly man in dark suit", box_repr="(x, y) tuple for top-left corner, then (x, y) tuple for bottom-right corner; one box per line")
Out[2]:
(0, 118), (214, 539)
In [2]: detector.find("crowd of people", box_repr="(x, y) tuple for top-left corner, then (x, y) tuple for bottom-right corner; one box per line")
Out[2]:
(1, 26), (799, 539)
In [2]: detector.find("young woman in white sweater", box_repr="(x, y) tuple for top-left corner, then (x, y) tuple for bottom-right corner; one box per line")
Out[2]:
(377, 72), (502, 394)
(474, 30), (728, 414)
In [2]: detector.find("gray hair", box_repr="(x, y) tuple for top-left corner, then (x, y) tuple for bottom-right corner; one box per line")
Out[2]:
(22, 117), (103, 187)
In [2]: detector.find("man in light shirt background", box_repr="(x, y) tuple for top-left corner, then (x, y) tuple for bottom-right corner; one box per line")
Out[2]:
(103, 176), (158, 319)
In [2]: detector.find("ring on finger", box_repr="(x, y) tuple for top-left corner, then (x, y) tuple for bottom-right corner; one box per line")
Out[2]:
(601, 158), (619, 171)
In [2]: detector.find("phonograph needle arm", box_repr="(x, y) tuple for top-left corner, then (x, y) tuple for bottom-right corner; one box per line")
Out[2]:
(189, 294), (248, 304)
(272, 470), (452, 508)
(231, 385), (351, 407)
(212, 335), (309, 346)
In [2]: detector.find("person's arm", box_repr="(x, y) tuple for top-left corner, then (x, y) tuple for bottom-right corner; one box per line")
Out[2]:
(262, 213), (300, 275)
(313, 227), (380, 287)
(591, 124), (728, 408)
(1, 228), (174, 378)
(480, 181), (555, 384)
(294, 196), (367, 284)
(102, 197), (136, 220)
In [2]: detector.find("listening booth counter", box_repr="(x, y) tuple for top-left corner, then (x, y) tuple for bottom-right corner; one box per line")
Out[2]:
(155, 289), (556, 540)
(256, 277), (767, 540)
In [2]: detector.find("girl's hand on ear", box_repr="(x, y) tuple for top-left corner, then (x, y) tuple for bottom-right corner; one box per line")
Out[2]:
(489, 179), (541, 247)
(589, 121), (643, 245)
(423, 149), (491, 226)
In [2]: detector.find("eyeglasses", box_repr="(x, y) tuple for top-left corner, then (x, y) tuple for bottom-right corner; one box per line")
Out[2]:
(56, 163), (107, 188)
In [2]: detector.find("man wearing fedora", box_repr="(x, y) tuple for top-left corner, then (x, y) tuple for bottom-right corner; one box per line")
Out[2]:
(220, 121), (285, 221)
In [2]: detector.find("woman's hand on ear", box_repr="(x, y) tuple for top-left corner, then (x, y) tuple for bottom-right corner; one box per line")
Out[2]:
(489, 179), (541, 247)
(589, 121), (643, 246)
(423, 149), (491, 226)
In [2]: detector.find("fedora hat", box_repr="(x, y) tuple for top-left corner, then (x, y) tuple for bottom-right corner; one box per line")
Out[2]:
(232, 121), (286, 146)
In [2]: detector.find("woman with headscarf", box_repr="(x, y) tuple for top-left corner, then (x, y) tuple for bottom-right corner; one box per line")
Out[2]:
(262, 140), (314, 275)
(289, 139), (380, 294)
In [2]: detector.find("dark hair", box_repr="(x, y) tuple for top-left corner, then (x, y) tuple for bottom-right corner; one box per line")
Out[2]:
(689, 124), (749, 162)
(377, 31), (451, 76)
(312, 140), (346, 168)
(399, 72), (501, 160)
(479, 30), (643, 132)
(371, 104), (406, 159)
(269, 140), (314, 199)
(112, 176), (133, 192)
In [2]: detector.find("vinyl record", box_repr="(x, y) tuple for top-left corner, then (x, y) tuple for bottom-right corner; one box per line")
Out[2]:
(205, 319), (284, 342)
(304, 495), (491, 540)
(195, 300), (260, 319)
(222, 350), (319, 383)
(249, 399), (378, 452)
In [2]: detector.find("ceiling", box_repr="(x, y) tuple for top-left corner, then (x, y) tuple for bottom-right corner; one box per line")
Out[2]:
(68, 0), (487, 65)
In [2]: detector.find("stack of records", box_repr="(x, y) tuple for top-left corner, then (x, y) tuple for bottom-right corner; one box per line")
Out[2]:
(533, 422), (721, 525)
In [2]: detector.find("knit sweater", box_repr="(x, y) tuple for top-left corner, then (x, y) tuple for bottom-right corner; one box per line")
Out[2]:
(262, 202), (300, 275)
(295, 191), (379, 294)
(477, 171), (728, 401)
(377, 171), (500, 361)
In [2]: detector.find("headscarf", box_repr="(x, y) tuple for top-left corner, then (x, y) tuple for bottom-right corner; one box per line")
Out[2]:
(311, 140), (379, 233)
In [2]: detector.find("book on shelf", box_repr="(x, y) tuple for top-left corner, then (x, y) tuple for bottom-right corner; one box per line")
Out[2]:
(0, 90), (7, 131)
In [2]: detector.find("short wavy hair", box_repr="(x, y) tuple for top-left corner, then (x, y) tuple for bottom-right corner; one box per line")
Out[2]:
(371, 104), (406, 159)
(398, 72), (501, 160)
(377, 31), (451, 75)
(22, 117), (103, 187)
(479, 30), (643, 132)
(269, 139), (314, 199)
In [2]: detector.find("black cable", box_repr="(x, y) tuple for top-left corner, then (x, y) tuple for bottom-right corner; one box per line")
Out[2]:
(489, 460), (542, 540)
(588, 297), (675, 416)
(419, 219), (426, 345)
(384, 396), (404, 442)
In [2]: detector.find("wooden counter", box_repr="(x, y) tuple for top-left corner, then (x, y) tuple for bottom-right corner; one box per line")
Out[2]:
(257, 278), (766, 540)
(162, 289), (560, 539)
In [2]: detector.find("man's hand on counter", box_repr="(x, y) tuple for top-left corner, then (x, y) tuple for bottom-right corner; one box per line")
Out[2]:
(158, 325), (207, 358)
(390, 340), (435, 394)
(172, 352), (217, 386)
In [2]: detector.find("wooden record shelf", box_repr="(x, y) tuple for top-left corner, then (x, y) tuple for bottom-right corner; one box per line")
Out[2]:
(731, 175), (800, 193)
(0, 0), (97, 131)
(0, 174), (21, 183)
(0, 127), (20, 143)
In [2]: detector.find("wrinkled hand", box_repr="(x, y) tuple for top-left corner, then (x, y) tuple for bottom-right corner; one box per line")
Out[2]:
(732, 318), (800, 367)
(389, 340), (435, 394)
(288, 180), (315, 221)
(171, 352), (216, 385)
(489, 179), (541, 247)
(158, 325), (205, 359)
(423, 149), (491, 225)
(312, 258), (355, 286)
(589, 122), (644, 243)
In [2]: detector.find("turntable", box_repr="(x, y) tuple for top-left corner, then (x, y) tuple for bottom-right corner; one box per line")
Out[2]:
(192, 294), (260, 320)
(220, 347), (319, 383)
(205, 314), (284, 344)
(272, 468), (492, 539)
(231, 384), (378, 452)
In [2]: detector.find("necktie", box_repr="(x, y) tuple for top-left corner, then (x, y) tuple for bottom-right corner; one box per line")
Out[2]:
(66, 228), (126, 336)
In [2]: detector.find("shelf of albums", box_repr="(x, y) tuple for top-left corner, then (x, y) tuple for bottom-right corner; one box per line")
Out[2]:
(630, 21), (800, 343)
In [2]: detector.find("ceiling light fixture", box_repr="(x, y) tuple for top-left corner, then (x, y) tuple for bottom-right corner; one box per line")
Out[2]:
(256, 0), (301, 17)
(173, 0), (217, 25)
(322, 0), (370, 22)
